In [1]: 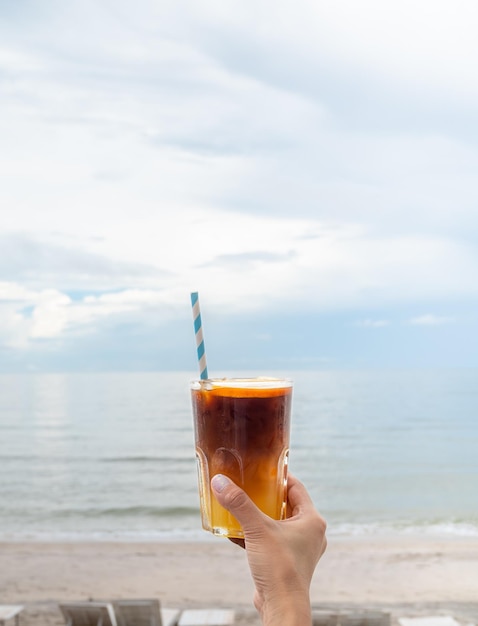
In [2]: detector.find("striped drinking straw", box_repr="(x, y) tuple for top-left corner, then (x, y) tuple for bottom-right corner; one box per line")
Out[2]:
(190, 291), (208, 380)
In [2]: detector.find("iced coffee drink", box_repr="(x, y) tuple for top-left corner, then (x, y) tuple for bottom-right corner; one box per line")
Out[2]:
(191, 377), (292, 538)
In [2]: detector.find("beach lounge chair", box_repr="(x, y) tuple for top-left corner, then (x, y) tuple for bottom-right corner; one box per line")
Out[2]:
(398, 617), (461, 626)
(311, 610), (391, 626)
(177, 609), (235, 626)
(0, 605), (24, 626)
(311, 610), (339, 626)
(339, 611), (391, 626)
(59, 602), (118, 626)
(113, 599), (180, 626)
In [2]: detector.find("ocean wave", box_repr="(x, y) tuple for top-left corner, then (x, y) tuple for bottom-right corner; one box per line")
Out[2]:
(330, 520), (478, 537)
(100, 456), (193, 464)
(2, 520), (478, 545)
(1, 455), (194, 464)
(0, 528), (213, 543)
(34, 505), (200, 520)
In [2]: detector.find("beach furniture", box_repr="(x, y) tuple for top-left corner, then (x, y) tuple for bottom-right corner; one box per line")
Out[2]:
(177, 609), (235, 626)
(113, 599), (180, 626)
(311, 610), (390, 626)
(398, 618), (461, 626)
(59, 602), (118, 626)
(312, 610), (339, 626)
(0, 605), (24, 626)
(339, 610), (391, 626)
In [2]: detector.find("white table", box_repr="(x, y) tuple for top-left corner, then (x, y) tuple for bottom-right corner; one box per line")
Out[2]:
(0, 606), (24, 626)
(178, 609), (235, 626)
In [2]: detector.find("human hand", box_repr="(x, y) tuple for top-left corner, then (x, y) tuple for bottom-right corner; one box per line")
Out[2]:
(211, 473), (327, 626)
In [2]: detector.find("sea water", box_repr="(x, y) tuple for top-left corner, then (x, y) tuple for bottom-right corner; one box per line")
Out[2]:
(0, 369), (477, 540)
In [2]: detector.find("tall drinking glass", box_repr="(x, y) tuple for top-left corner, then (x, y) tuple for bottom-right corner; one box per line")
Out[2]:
(191, 377), (292, 538)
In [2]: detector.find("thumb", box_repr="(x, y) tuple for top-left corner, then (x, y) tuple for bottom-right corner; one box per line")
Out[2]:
(211, 474), (265, 532)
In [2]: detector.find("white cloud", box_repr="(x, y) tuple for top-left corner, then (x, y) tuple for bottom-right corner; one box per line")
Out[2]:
(0, 285), (68, 348)
(29, 291), (73, 339)
(355, 319), (390, 328)
(1, 0), (478, 365)
(185, 0), (478, 100)
(0, 46), (44, 73)
(1, 214), (477, 352)
(0, 282), (37, 302)
(0, 282), (180, 348)
(408, 314), (454, 326)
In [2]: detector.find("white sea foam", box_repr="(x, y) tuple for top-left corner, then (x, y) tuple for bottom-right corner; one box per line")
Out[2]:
(329, 521), (478, 538)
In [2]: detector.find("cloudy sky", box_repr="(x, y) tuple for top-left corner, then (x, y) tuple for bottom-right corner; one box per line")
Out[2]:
(1, 0), (477, 373)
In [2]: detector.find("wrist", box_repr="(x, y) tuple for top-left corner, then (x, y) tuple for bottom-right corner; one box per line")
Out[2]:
(259, 588), (312, 626)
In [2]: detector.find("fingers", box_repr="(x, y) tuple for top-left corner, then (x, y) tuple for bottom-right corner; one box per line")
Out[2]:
(211, 472), (326, 544)
(212, 473), (316, 521)
(286, 473), (317, 516)
(287, 474), (327, 557)
(211, 474), (266, 532)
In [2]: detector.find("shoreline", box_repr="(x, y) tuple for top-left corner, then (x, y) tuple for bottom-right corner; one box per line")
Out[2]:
(2, 536), (478, 626)
(1, 521), (477, 544)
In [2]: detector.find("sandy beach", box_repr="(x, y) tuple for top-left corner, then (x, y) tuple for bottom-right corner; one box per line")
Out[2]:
(1, 535), (478, 626)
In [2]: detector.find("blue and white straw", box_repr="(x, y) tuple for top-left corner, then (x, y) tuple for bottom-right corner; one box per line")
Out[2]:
(190, 292), (208, 380)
